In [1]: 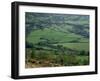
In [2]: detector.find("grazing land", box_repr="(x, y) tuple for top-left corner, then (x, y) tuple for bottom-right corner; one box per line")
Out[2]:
(25, 12), (89, 68)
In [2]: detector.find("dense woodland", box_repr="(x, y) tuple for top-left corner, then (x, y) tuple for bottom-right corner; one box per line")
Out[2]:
(25, 12), (89, 68)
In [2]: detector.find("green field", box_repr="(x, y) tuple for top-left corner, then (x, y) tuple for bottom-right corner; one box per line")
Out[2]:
(25, 12), (89, 68)
(27, 28), (88, 43)
(57, 43), (89, 51)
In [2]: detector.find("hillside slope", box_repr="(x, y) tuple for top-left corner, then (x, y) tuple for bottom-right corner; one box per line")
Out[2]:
(25, 12), (90, 68)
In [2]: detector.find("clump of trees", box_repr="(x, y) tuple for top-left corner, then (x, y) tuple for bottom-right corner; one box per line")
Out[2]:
(79, 50), (89, 56)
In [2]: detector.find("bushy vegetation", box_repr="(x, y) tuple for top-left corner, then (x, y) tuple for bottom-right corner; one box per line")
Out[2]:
(25, 41), (89, 68)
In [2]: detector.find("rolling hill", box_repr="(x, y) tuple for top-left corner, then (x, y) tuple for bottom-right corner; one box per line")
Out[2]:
(25, 12), (90, 68)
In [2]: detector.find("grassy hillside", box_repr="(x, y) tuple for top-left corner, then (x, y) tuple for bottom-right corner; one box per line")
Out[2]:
(27, 26), (89, 51)
(25, 12), (89, 68)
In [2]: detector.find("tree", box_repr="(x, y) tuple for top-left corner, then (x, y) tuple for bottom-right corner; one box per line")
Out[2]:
(31, 48), (35, 59)
(79, 50), (85, 56)
(26, 41), (34, 48)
